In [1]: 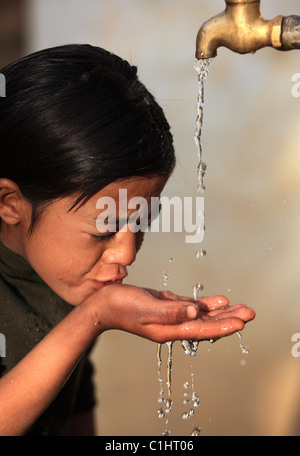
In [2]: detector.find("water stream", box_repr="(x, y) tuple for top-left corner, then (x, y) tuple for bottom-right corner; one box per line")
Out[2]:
(156, 59), (212, 436)
(194, 58), (212, 194)
(156, 58), (248, 436)
(180, 58), (212, 363)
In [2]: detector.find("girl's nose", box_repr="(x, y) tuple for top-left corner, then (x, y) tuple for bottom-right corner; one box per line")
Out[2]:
(102, 228), (137, 266)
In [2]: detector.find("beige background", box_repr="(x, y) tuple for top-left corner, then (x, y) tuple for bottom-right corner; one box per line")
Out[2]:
(13, 0), (300, 435)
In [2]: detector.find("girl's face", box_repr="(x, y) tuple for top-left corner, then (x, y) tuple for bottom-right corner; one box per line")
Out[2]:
(20, 176), (167, 305)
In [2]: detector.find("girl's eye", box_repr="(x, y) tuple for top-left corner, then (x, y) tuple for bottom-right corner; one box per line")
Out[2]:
(90, 233), (115, 242)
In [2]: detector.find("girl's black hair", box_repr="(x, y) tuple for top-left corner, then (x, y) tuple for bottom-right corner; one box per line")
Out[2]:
(0, 44), (175, 231)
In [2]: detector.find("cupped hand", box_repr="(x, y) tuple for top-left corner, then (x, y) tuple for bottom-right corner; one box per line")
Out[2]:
(92, 284), (255, 344)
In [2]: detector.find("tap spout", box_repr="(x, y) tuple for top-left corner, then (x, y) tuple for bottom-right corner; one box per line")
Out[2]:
(196, 0), (299, 59)
(281, 16), (300, 50)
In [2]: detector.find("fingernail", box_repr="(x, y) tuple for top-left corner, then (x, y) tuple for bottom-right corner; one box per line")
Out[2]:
(187, 305), (198, 319)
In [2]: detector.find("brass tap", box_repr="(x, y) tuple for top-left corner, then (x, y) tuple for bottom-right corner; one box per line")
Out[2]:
(196, 0), (300, 59)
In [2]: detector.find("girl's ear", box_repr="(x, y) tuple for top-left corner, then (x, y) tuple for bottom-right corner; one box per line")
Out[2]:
(0, 179), (25, 225)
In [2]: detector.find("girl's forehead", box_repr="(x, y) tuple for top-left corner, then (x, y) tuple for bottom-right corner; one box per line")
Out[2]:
(95, 176), (168, 199)
(66, 175), (168, 220)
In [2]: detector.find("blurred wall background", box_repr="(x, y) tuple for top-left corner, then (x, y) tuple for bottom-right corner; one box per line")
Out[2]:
(0, 0), (25, 67)
(2, 0), (300, 436)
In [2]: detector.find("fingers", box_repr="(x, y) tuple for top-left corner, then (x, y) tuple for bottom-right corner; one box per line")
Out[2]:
(96, 284), (255, 345)
(146, 317), (246, 344)
(157, 291), (231, 312)
(196, 295), (229, 311)
(180, 317), (246, 340)
(204, 304), (256, 323)
(140, 295), (255, 330)
(158, 290), (190, 302)
(149, 295), (255, 326)
(145, 301), (200, 326)
(140, 300), (255, 344)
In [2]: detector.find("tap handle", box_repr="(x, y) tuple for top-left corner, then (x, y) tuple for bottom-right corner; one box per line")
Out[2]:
(281, 15), (300, 50)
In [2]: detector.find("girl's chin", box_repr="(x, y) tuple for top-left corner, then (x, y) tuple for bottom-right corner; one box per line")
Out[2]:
(56, 287), (96, 307)
(54, 279), (124, 306)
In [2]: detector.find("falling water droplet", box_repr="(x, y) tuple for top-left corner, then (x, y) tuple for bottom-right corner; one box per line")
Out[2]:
(193, 283), (203, 301)
(191, 427), (201, 436)
(157, 408), (165, 419)
(165, 398), (173, 414)
(237, 332), (250, 355)
(196, 249), (206, 259)
(160, 270), (168, 288)
(183, 391), (190, 405)
(192, 392), (200, 408)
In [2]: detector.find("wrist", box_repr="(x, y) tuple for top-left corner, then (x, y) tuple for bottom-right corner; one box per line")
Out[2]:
(76, 290), (107, 337)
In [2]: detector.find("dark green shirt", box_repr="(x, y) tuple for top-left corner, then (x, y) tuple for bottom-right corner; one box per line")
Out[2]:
(0, 241), (96, 436)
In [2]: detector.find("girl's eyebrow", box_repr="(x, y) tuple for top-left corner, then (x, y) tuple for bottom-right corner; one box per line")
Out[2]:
(82, 217), (98, 226)
(84, 210), (154, 230)
(83, 217), (127, 227)
(83, 199), (156, 228)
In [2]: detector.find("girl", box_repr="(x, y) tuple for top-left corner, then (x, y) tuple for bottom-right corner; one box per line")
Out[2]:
(0, 44), (255, 436)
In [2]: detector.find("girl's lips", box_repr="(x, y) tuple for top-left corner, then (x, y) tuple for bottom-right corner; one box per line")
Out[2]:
(92, 279), (123, 289)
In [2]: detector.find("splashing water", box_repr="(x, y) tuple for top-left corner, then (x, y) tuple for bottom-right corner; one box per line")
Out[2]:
(157, 342), (201, 436)
(182, 372), (201, 426)
(181, 340), (199, 357)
